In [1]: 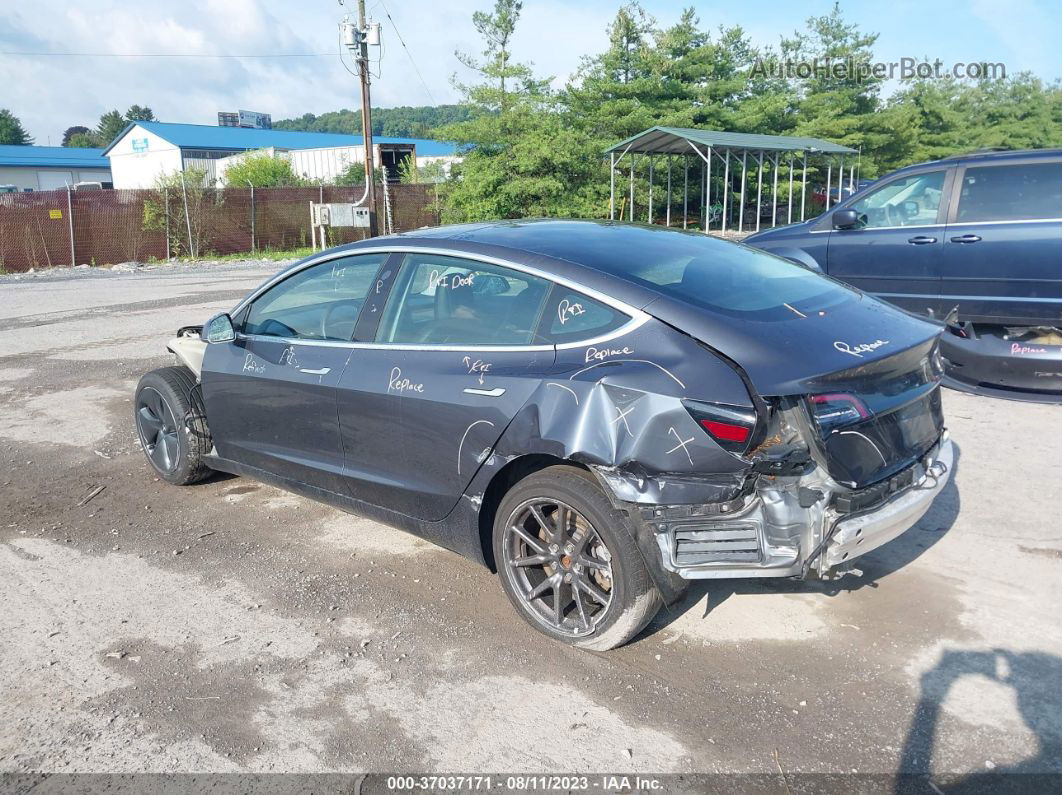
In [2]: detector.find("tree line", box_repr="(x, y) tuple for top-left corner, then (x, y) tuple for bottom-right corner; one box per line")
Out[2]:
(0, 105), (157, 148)
(435, 0), (1062, 222)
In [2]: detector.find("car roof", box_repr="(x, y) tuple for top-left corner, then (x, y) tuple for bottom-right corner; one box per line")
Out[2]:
(337, 219), (755, 310)
(890, 147), (1062, 175)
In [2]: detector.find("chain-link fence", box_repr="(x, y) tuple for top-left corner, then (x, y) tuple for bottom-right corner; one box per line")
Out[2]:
(0, 183), (441, 272)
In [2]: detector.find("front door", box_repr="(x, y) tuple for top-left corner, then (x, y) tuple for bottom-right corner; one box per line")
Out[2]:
(826, 169), (950, 316)
(202, 252), (387, 492)
(942, 159), (1062, 324)
(337, 252), (555, 521)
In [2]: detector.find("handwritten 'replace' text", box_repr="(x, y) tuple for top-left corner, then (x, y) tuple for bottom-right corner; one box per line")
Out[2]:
(388, 367), (424, 393)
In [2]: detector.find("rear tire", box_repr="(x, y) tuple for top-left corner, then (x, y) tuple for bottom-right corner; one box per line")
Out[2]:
(493, 465), (661, 651)
(134, 366), (212, 486)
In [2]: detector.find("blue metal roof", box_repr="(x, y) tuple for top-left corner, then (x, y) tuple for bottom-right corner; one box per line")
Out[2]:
(0, 145), (109, 169)
(103, 121), (456, 157)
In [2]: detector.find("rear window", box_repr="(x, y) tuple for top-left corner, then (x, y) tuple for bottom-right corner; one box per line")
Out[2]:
(609, 236), (853, 321)
(957, 162), (1062, 222)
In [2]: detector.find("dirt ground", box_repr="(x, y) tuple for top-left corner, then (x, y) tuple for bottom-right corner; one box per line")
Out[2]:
(0, 261), (1060, 779)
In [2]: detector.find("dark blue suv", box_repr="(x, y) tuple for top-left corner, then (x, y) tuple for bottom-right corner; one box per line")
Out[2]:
(746, 149), (1062, 401)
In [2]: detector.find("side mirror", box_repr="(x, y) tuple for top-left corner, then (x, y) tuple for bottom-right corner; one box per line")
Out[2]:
(902, 200), (920, 218)
(832, 208), (863, 230)
(204, 313), (235, 343)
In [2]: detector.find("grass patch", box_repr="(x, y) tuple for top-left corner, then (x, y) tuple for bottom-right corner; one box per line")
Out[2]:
(146, 247), (316, 265)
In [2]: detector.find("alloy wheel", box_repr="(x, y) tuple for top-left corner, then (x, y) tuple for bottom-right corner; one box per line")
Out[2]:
(502, 497), (614, 637)
(136, 387), (181, 474)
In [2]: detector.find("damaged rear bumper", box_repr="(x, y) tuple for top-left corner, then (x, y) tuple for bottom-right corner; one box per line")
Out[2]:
(641, 435), (953, 580)
(941, 327), (1062, 404)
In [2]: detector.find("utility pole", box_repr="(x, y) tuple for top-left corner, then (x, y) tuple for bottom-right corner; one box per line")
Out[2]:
(356, 0), (378, 236)
(341, 2), (381, 235)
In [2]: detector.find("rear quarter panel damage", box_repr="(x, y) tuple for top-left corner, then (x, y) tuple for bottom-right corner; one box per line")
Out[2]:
(463, 318), (758, 508)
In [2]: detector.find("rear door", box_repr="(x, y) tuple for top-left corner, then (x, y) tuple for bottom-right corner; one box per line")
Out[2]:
(942, 158), (1062, 324)
(202, 252), (387, 493)
(825, 168), (952, 316)
(336, 252), (555, 521)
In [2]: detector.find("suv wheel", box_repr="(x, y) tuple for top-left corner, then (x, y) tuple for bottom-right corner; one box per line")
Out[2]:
(493, 466), (661, 651)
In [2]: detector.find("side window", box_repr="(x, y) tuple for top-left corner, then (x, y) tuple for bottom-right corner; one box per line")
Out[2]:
(957, 162), (1062, 222)
(539, 285), (630, 343)
(376, 254), (550, 345)
(849, 171), (946, 228)
(243, 253), (386, 341)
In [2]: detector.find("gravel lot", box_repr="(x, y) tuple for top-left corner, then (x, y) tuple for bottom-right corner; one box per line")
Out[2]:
(1, 261), (1060, 779)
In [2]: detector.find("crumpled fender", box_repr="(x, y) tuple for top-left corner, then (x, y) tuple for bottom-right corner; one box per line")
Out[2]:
(166, 335), (207, 379)
(464, 318), (757, 508)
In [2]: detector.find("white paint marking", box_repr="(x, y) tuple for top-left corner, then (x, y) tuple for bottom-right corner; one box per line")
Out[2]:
(569, 359), (686, 390)
(457, 420), (496, 475)
(837, 430), (888, 465)
(611, 405), (635, 437)
(666, 426), (695, 465)
(545, 383), (579, 405)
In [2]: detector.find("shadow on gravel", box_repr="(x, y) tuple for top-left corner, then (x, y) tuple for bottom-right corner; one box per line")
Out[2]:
(646, 442), (963, 634)
(896, 648), (1062, 790)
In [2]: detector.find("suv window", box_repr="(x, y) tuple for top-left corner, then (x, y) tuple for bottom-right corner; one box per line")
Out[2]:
(957, 162), (1062, 222)
(539, 285), (630, 343)
(849, 170), (946, 228)
(243, 254), (386, 341)
(377, 254), (550, 345)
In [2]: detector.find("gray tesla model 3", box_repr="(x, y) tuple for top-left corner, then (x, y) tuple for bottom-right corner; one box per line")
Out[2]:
(135, 220), (953, 650)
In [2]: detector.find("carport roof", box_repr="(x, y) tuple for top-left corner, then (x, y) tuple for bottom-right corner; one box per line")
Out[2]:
(604, 127), (858, 155)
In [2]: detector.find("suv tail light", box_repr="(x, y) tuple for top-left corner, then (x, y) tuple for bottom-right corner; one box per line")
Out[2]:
(683, 400), (759, 454)
(808, 393), (869, 431)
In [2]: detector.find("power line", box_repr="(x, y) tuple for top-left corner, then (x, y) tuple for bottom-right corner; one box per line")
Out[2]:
(0, 50), (332, 59)
(377, 0), (436, 105)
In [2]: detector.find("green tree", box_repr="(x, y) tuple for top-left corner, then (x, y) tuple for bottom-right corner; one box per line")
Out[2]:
(222, 151), (304, 187)
(334, 162), (385, 186)
(0, 109), (33, 145)
(142, 167), (218, 258)
(454, 0), (547, 116)
(125, 105), (156, 122)
(67, 132), (100, 148)
(61, 125), (91, 146)
(398, 157), (448, 184)
(439, 1), (605, 221)
(96, 110), (127, 147)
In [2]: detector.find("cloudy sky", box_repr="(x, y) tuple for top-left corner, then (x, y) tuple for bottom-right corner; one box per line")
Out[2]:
(2, 0), (1059, 145)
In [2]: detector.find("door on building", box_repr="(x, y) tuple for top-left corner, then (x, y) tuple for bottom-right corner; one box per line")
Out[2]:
(37, 171), (73, 191)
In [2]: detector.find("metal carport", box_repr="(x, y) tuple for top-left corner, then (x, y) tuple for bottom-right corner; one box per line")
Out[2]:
(605, 127), (858, 234)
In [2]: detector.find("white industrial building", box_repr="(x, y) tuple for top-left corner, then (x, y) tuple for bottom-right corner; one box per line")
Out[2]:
(0, 145), (112, 192)
(103, 121), (457, 189)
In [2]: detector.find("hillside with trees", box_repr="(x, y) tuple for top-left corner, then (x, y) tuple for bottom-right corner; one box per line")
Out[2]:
(274, 105), (473, 139)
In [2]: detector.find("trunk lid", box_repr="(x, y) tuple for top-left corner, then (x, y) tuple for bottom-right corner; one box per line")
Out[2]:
(804, 338), (945, 487)
(644, 290), (944, 397)
(646, 293), (946, 488)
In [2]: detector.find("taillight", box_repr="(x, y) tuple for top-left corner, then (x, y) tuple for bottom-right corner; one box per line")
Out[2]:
(683, 400), (759, 454)
(808, 393), (869, 431)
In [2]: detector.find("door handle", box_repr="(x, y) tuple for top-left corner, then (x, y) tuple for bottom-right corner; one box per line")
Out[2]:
(463, 387), (505, 397)
(298, 367), (331, 375)
(907, 236), (937, 245)
(950, 234), (982, 243)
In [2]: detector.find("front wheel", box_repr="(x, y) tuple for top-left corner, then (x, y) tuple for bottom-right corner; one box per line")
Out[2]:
(493, 466), (661, 651)
(134, 366), (212, 486)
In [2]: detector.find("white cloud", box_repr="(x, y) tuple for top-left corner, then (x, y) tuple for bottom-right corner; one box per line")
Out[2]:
(0, 0), (613, 144)
(2, 0), (1056, 145)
